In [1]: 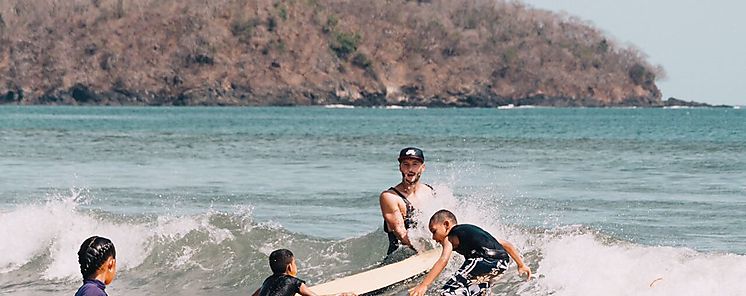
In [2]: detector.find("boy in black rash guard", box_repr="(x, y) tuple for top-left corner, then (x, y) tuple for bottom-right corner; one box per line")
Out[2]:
(252, 249), (311, 296)
(251, 249), (355, 296)
(409, 210), (531, 296)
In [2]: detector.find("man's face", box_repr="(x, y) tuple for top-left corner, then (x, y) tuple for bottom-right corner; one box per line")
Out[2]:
(399, 158), (425, 184)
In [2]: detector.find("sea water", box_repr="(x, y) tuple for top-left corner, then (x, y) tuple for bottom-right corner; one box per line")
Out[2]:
(0, 106), (744, 295)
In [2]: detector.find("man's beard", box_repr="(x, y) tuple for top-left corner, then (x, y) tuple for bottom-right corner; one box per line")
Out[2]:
(402, 172), (421, 185)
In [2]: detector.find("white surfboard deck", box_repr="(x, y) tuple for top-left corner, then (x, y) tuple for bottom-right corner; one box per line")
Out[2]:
(306, 248), (441, 296)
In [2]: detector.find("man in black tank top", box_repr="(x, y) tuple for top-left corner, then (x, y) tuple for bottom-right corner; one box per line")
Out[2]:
(409, 210), (531, 296)
(379, 147), (435, 257)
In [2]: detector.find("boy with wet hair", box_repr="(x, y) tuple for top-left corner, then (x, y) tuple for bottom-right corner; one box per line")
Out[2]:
(252, 249), (355, 296)
(409, 210), (531, 296)
(254, 249), (309, 296)
(75, 236), (117, 296)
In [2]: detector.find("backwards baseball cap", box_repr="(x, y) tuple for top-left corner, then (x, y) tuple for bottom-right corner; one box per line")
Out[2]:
(398, 147), (425, 162)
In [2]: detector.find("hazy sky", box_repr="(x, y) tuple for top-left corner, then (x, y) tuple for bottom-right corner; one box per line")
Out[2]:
(521, 0), (746, 106)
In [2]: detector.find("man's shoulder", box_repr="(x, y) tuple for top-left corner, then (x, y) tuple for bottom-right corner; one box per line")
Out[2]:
(379, 187), (399, 199)
(379, 190), (401, 206)
(417, 183), (435, 195)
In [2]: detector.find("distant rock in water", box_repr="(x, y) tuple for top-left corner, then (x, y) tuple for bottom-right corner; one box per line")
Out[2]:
(663, 97), (731, 108)
(0, 0), (666, 107)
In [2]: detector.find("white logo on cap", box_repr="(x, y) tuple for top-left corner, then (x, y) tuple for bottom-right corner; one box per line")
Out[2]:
(406, 149), (417, 156)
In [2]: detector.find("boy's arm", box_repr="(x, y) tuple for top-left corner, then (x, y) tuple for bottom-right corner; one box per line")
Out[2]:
(298, 283), (319, 296)
(408, 238), (453, 296)
(498, 239), (531, 280)
(251, 288), (260, 296)
(379, 193), (416, 251)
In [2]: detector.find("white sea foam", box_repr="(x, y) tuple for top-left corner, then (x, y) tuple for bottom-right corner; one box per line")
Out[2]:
(324, 104), (355, 109)
(405, 182), (746, 296)
(0, 194), (238, 280)
(3, 185), (745, 295)
(535, 233), (746, 295)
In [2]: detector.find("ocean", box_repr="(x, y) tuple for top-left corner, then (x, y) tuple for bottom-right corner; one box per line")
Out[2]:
(0, 106), (744, 295)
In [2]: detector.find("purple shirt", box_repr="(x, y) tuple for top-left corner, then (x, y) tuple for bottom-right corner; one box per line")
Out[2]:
(74, 279), (107, 296)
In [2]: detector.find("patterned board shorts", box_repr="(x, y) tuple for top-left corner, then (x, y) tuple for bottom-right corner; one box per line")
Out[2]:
(440, 257), (509, 296)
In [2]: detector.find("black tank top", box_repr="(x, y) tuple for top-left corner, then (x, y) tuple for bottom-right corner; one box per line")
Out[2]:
(382, 184), (434, 255)
(383, 185), (433, 233)
(448, 224), (508, 260)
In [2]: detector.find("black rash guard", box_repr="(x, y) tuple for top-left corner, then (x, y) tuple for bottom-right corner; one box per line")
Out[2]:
(258, 274), (305, 296)
(448, 224), (509, 261)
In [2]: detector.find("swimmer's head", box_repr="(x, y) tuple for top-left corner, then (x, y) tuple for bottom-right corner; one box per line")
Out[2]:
(269, 249), (297, 276)
(429, 209), (458, 243)
(77, 236), (117, 284)
(398, 147), (425, 163)
(398, 147), (425, 184)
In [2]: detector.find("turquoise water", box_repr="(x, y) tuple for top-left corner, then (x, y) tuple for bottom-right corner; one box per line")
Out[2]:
(1, 106), (745, 295)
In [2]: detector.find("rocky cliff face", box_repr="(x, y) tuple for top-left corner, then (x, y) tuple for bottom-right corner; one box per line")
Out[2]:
(0, 0), (664, 107)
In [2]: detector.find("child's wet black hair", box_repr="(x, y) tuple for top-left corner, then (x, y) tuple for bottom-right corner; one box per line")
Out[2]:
(77, 236), (116, 279)
(430, 209), (458, 225)
(269, 249), (294, 274)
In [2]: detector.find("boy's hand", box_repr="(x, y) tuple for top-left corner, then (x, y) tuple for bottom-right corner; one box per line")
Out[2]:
(518, 265), (532, 280)
(336, 293), (356, 296)
(408, 284), (428, 296)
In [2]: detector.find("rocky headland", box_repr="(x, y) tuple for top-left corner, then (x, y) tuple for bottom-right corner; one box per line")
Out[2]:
(663, 97), (731, 108)
(1, 0), (669, 107)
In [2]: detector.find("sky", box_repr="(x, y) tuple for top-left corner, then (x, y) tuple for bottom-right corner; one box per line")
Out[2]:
(521, 0), (746, 106)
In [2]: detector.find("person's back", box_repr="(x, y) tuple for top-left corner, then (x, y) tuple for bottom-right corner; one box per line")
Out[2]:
(258, 273), (305, 296)
(252, 249), (311, 296)
(251, 249), (355, 296)
(448, 224), (509, 261)
(75, 279), (107, 296)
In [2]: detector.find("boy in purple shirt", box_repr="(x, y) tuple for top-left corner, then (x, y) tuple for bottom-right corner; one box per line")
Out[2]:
(74, 236), (117, 296)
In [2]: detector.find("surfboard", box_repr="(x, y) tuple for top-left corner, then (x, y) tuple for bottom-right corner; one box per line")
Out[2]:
(306, 248), (441, 296)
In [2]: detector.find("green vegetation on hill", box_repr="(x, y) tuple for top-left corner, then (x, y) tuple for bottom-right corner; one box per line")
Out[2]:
(0, 0), (665, 106)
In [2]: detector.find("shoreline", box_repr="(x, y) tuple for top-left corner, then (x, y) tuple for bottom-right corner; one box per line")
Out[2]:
(0, 89), (729, 108)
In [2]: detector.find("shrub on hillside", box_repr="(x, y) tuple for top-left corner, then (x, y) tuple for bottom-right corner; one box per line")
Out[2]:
(323, 15), (338, 33)
(352, 52), (371, 69)
(330, 31), (360, 59)
(231, 18), (259, 43)
(629, 63), (655, 86)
